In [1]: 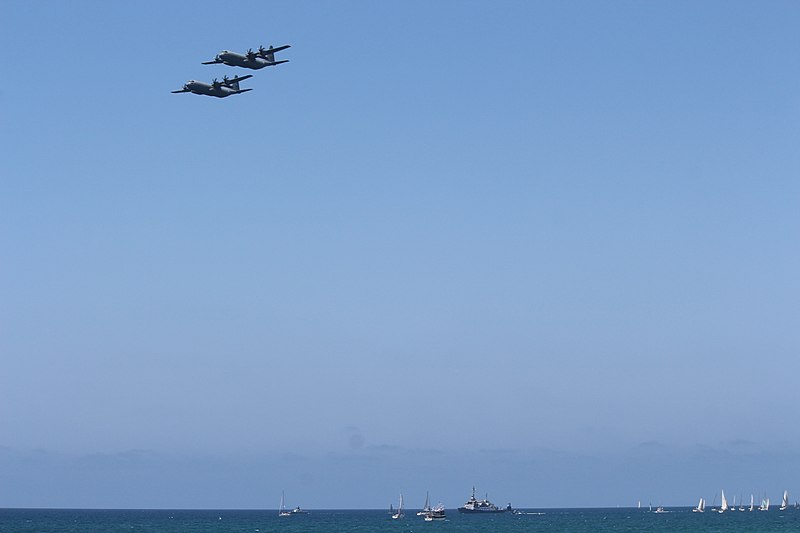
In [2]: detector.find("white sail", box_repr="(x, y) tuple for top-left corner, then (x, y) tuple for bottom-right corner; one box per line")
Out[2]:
(749, 494), (754, 512)
(279, 491), (291, 517)
(417, 491), (431, 516)
(392, 491), (404, 519)
(781, 490), (789, 511)
(719, 490), (728, 513)
(693, 497), (704, 512)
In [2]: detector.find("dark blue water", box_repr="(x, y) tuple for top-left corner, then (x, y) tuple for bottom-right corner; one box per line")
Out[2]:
(2, 508), (799, 532)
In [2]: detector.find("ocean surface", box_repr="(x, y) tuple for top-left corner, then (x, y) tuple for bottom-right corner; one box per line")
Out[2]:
(2, 508), (800, 533)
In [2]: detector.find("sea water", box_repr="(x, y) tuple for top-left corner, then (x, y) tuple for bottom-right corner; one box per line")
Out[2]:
(2, 507), (799, 532)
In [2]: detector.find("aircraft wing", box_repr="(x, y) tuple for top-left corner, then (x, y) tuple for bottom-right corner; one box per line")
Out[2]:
(201, 59), (222, 65)
(268, 44), (291, 54)
(230, 74), (253, 83)
(235, 88), (253, 94)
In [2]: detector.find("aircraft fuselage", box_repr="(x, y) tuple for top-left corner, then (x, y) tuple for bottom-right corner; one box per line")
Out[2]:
(183, 80), (247, 98)
(216, 51), (287, 70)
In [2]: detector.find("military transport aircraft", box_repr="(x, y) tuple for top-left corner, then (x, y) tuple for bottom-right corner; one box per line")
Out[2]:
(171, 74), (253, 98)
(202, 44), (291, 70)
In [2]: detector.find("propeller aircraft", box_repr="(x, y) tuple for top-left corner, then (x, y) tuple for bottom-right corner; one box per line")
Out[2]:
(171, 74), (254, 98)
(202, 44), (290, 70)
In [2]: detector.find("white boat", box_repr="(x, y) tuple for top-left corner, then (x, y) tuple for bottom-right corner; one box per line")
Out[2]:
(392, 491), (405, 520)
(719, 490), (728, 513)
(780, 490), (789, 511)
(749, 494), (754, 512)
(424, 503), (446, 521)
(279, 491), (292, 517)
(759, 495), (770, 511)
(692, 497), (705, 513)
(417, 491), (432, 516)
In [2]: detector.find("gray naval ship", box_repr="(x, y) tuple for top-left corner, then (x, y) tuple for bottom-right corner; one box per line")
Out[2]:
(457, 487), (513, 514)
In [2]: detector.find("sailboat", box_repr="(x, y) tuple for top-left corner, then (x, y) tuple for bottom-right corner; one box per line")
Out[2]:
(719, 490), (728, 513)
(749, 494), (754, 512)
(392, 492), (404, 520)
(759, 494), (770, 511)
(417, 491), (432, 516)
(692, 497), (705, 513)
(780, 490), (789, 511)
(279, 491), (292, 517)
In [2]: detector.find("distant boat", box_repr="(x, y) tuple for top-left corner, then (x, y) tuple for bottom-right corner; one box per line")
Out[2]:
(654, 505), (667, 513)
(458, 487), (506, 513)
(417, 491), (432, 516)
(719, 490), (728, 513)
(780, 490), (789, 511)
(279, 491), (292, 517)
(749, 494), (754, 512)
(692, 497), (705, 513)
(637, 500), (641, 510)
(392, 492), (404, 520)
(759, 494), (770, 511)
(424, 503), (446, 521)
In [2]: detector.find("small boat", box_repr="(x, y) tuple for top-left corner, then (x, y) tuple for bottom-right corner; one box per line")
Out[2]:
(780, 490), (789, 511)
(692, 497), (705, 513)
(279, 491), (292, 517)
(759, 495), (770, 511)
(749, 494), (754, 512)
(719, 490), (728, 513)
(654, 505), (667, 513)
(417, 491), (432, 516)
(424, 503), (446, 521)
(278, 491), (306, 516)
(392, 492), (405, 520)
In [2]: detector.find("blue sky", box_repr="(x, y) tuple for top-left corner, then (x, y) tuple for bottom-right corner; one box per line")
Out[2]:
(2, 0), (799, 509)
